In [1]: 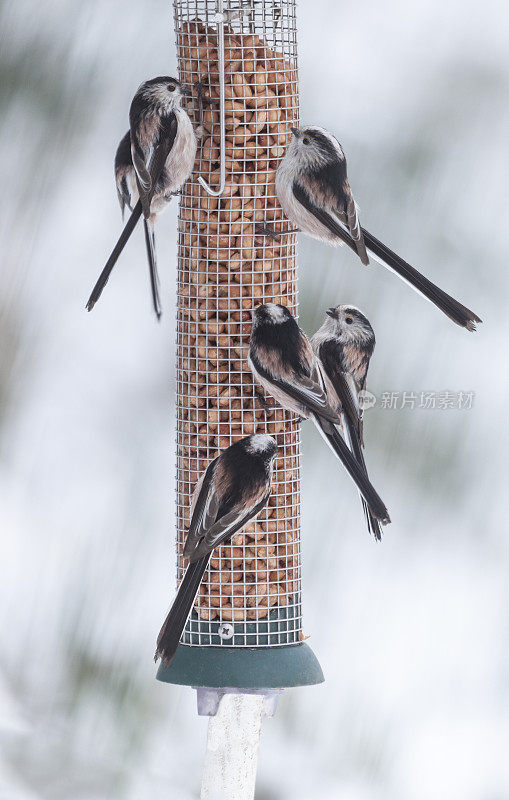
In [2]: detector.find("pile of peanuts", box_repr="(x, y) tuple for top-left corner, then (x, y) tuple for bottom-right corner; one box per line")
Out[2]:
(174, 19), (302, 628)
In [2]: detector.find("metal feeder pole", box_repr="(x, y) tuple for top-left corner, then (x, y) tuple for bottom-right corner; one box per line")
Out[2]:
(159, 1), (323, 795)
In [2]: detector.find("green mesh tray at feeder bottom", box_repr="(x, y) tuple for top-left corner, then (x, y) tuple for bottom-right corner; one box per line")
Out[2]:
(184, 599), (302, 647)
(156, 606), (324, 689)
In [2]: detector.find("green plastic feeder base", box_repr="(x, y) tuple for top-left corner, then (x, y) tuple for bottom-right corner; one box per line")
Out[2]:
(156, 642), (324, 689)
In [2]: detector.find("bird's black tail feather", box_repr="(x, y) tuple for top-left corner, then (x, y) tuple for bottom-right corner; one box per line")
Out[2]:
(155, 554), (211, 667)
(86, 201), (142, 312)
(143, 219), (162, 320)
(343, 415), (382, 541)
(314, 415), (390, 525)
(362, 228), (482, 331)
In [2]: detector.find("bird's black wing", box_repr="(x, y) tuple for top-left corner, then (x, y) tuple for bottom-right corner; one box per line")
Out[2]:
(329, 367), (360, 437)
(303, 160), (368, 265)
(272, 372), (340, 424)
(292, 181), (360, 257)
(250, 350), (339, 424)
(147, 113), (178, 200)
(183, 459), (221, 560)
(318, 339), (360, 436)
(133, 112), (178, 218)
(189, 492), (271, 562)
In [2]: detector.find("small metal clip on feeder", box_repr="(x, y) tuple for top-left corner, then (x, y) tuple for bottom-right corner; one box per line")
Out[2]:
(157, 0), (323, 793)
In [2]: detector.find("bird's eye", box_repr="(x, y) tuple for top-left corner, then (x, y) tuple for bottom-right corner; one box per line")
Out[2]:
(345, 317), (353, 325)
(302, 136), (310, 145)
(168, 84), (176, 92)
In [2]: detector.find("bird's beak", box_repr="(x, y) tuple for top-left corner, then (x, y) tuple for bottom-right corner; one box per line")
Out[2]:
(291, 127), (300, 138)
(326, 307), (337, 318)
(181, 86), (192, 96)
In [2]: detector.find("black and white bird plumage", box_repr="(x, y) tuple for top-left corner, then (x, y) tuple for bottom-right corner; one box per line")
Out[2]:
(311, 304), (383, 540)
(87, 77), (196, 316)
(276, 126), (482, 332)
(155, 434), (278, 667)
(248, 303), (390, 526)
(113, 131), (167, 318)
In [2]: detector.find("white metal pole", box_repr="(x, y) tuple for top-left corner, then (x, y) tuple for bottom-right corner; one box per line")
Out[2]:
(200, 694), (265, 800)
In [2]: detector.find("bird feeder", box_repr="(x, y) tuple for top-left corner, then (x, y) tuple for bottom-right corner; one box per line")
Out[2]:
(157, 0), (323, 699)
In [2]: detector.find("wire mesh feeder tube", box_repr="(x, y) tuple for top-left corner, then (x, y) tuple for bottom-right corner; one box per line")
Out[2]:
(157, 0), (323, 690)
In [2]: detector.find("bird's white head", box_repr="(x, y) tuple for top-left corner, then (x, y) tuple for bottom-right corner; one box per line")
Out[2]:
(245, 433), (278, 460)
(138, 76), (191, 113)
(283, 125), (345, 171)
(252, 303), (293, 327)
(323, 304), (375, 346)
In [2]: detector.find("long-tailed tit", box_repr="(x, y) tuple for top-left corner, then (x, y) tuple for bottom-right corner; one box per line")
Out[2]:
(248, 303), (390, 525)
(274, 126), (481, 331)
(312, 304), (382, 540)
(87, 77), (196, 315)
(155, 434), (278, 667)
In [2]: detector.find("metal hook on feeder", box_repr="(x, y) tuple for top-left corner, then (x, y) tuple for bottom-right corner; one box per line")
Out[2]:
(198, 0), (227, 197)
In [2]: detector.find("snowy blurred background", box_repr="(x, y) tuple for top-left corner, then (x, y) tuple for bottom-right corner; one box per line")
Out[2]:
(1, 0), (507, 797)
